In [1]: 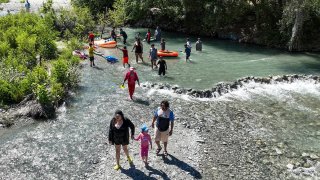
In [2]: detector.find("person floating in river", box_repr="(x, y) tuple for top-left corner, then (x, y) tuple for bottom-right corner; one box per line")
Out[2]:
(157, 57), (167, 76)
(195, 38), (202, 51)
(122, 67), (140, 100)
(134, 124), (152, 166)
(117, 46), (130, 68)
(108, 110), (135, 171)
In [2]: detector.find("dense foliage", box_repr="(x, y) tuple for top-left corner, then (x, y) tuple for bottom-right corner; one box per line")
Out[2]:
(73, 0), (320, 51)
(41, 0), (96, 41)
(0, 11), (80, 107)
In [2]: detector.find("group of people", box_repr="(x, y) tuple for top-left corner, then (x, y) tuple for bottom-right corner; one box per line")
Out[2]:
(87, 27), (202, 99)
(108, 100), (175, 170)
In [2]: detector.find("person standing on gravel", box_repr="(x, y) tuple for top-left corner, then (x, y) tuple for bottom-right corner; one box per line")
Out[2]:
(151, 100), (174, 156)
(108, 110), (135, 170)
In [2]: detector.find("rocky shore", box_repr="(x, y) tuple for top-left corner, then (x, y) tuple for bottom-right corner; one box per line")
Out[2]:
(1, 73), (319, 179)
(142, 74), (320, 98)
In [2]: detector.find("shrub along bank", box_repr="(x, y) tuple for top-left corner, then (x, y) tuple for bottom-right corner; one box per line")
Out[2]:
(0, 2), (95, 122)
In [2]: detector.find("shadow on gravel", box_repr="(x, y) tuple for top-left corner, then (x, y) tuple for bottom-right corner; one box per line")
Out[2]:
(134, 98), (150, 106)
(162, 154), (202, 179)
(92, 66), (104, 71)
(121, 164), (169, 180)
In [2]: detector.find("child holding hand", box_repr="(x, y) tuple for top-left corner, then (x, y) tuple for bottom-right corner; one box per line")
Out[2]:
(134, 124), (152, 166)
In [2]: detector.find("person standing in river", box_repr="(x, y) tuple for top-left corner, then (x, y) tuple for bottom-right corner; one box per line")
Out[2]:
(88, 43), (95, 67)
(117, 46), (130, 68)
(108, 110), (135, 170)
(146, 29), (151, 44)
(195, 38), (202, 51)
(151, 100), (175, 156)
(132, 38), (144, 63)
(119, 28), (128, 44)
(122, 67), (140, 100)
(157, 57), (167, 76)
(111, 27), (117, 42)
(155, 26), (161, 41)
(184, 44), (191, 62)
(149, 44), (158, 69)
(160, 38), (166, 51)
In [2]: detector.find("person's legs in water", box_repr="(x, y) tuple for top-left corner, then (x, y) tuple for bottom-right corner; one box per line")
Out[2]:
(123, 38), (127, 44)
(90, 57), (94, 67)
(123, 145), (133, 164)
(114, 145), (121, 170)
(139, 53), (144, 62)
(151, 59), (154, 69)
(135, 53), (139, 63)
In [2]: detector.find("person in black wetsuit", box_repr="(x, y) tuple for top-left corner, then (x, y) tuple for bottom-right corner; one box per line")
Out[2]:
(157, 57), (167, 76)
(108, 110), (135, 170)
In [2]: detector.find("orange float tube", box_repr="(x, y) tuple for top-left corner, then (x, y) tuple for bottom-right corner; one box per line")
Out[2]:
(157, 50), (179, 57)
(99, 40), (117, 48)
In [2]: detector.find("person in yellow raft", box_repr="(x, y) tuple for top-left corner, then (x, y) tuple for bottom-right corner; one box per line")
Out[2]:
(88, 43), (95, 67)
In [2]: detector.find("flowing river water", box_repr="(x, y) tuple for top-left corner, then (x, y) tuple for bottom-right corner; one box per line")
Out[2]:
(0, 28), (320, 179)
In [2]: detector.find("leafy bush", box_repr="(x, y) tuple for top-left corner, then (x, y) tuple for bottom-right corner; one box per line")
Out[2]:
(34, 84), (51, 105)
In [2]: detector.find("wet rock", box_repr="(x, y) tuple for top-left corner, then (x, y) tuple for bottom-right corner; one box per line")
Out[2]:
(287, 163), (294, 170)
(310, 154), (319, 160)
(196, 140), (205, 144)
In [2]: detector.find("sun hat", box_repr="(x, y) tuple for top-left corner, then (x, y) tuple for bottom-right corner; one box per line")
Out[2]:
(141, 124), (148, 132)
(129, 67), (134, 71)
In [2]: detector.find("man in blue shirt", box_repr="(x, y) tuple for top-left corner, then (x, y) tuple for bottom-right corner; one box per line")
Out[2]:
(151, 100), (174, 156)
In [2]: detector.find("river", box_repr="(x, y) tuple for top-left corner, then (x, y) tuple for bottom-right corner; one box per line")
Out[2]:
(0, 28), (319, 179)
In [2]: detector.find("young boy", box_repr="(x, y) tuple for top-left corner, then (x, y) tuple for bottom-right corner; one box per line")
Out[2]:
(88, 43), (95, 67)
(149, 44), (158, 69)
(184, 44), (191, 62)
(117, 46), (130, 68)
(157, 57), (167, 76)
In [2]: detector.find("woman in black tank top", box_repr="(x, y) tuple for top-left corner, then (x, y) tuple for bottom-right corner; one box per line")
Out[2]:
(132, 38), (144, 63)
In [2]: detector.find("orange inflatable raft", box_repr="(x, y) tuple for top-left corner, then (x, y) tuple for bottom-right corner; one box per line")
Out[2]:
(157, 50), (179, 57)
(99, 40), (117, 48)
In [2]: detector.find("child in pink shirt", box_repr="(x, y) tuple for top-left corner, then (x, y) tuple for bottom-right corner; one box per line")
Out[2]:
(134, 124), (152, 166)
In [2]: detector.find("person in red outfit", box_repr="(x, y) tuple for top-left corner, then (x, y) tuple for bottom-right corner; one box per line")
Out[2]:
(122, 67), (140, 100)
(88, 31), (95, 44)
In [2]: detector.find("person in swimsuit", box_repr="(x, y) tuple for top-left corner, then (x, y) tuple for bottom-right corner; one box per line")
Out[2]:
(157, 57), (167, 76)
(132, 38), (144, 63)
(134, 124), (152, 166)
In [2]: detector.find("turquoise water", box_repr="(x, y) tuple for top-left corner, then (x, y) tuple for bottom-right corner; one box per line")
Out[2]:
(0, 27), (319, 179)
(102, 28), (320, 89)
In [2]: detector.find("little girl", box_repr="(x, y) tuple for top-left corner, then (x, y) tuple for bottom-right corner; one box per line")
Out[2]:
(134, 124), (152, 166)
